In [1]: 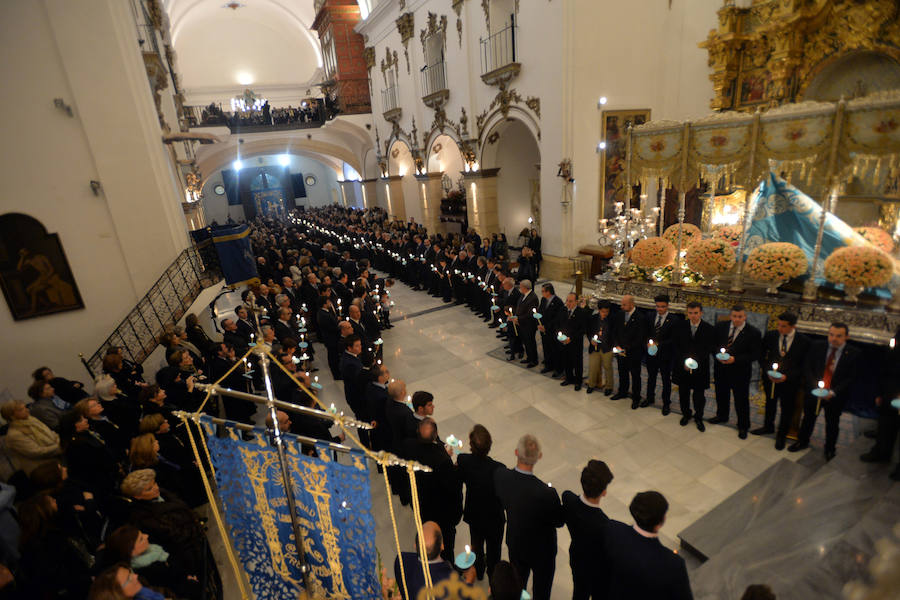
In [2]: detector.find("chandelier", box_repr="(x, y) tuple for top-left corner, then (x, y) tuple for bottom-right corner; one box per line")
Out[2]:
(230, 88), (266, 112)
(598, 200), (659, 272)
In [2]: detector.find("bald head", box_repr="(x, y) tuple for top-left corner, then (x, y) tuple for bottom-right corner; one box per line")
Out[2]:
(388, 379), (407, 401)
(417, 521), (443, 561)
(338, 321), (353, 336)
(265, 410), (291, 432)
(621, 295), (635, 312)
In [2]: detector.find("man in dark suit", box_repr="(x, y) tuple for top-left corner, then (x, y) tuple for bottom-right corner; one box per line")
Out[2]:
(754, 311), (811, 449)
(537, 283), (565, 375)
(234, 306), (256, 343)
(365, 364), (391, 452)
(273, 306), (297, 344)
(221, 318), (249, 354)
(642, 294), (679, 413)
(385, 379), (416, 505)
(339, 335), (365, 419)
(401, 418), (463, 563)
(860, 325), (900, 480)
(601, 491), (693, 600)
(393, 521), (475, 600)
(493, 434), (563, 600)
(556, 293), (589, 391)
(511, 280), (540, 368)
(673, 301), (715, 431)
(316, 297), (342, 380)
(562, 460), (614, 600)
(611, 295), (648, 408)
(209, 342), (255, 423)
(457, 424), (505, 581)
(790, 322), (860, 460)
(710, 305), (762, 439)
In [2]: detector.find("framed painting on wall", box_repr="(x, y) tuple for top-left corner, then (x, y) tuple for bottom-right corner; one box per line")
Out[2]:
(0, 213), (84, 321)
(600, 109), (651, 221)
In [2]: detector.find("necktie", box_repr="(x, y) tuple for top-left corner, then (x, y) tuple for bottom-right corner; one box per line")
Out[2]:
(780, 335), (787, 356)
(655, 315), (662, 330)
(691, 324), (697, 338)
(727, 327), (736, 347)
(624, 311), (630, 324)
(569, 310), (574, 319)
(823, 347), (837, 388)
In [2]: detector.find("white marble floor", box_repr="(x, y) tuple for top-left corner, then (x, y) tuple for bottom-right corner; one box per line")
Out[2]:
(206, 278), (813, 600)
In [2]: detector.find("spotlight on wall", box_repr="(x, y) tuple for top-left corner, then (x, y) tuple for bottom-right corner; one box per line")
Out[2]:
(598, 96), (608, 107)
(90, 180), (102, 196)
(233, 159), (243, 171)
(278, 154), (291, 167)
(596, 141), (607, 152)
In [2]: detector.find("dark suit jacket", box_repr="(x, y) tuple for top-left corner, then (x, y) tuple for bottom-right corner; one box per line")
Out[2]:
(803, 341), (860, 403)
(562, 491), (609, 573)
(589, 313), (613, 353)
(223, 330), (248, 353)
(366, 382), (390, 451)
(612, 309), (648, 354)
(274, 320), (296, 344)
(539, 296), (565, 336)
(515, 291), (540, 333)
(457, 453), (505, 528)
(602, 520), (693, 600)
(385, 400), (418, 453)
(672, 320), (716, 389)
(713, 321), (762, 380)
(647, 312), (680, 359)
(493, 468), (564, 563)
(339, 352), (364, 414)
(760, 330), (810, 389)
(316, 308), (340, 348)
(400, 439), (462, 528)
(556, 306), (589, 343)
(394, 553), (457, 600)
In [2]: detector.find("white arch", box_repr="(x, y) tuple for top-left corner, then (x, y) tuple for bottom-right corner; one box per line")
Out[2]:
(477, 105), (541, 166)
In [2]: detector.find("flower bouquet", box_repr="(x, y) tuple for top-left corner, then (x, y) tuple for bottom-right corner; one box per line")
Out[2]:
(854, 226), (895, 254)
(662, 223), (702, 249)
(745, 242), (808, 295)
(630, 237), (676, 269)
(824, 245), (893, 303)
(685, 238), (736, 287)
(713, 224), (743, 247)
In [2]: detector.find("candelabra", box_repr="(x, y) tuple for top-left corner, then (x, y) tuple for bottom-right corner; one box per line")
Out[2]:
(598, 199), (659, 277)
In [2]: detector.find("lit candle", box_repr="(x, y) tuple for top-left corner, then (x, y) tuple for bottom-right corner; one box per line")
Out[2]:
(250, 333), (255, 341)
(772, 362), (779, 371)
(818, 380), (825, 389)
(720, 347), (726, 354)
(465, 545), (471, 557)
(892, 338), (896, 349)
(648, 339), (655, 346)
(314, 376), (319, 383)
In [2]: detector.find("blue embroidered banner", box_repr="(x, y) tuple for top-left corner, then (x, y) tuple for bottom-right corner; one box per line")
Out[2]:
(200, 417), (380, 599)
(211, 225), (259, 287)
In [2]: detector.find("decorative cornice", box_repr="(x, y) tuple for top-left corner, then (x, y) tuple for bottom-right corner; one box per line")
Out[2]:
(462, 167), (501, 179)
(415, 171), (444, 181)
(396, 12), (415, 74)
(364, 46), (376, 71)
(420, 12), (448, 57)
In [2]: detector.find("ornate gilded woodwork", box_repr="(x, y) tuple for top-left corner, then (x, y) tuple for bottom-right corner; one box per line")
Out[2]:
(701, 0), (900, 113)
(380, 47), (399, 85)
(419, 12), (448, 58)
(363, 46), (375, 71)
(475, 83), (540, 140)
(395, 12), (415, 74)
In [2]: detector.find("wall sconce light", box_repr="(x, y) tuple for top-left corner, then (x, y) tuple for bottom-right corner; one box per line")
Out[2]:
(90, 180), (102, 195)
(54, 98), (74, 117)
(596, 141), (607, 153)
(557, 159), (573, 182)
(597, 96), (608, 108)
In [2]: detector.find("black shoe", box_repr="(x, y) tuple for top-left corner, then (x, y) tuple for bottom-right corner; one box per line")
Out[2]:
(750, 426), (775, 436)
(825, 449), (836, 461)
(679, 415), (691, 426)
(788, 442), (809, 453)
(560, 380), (570, 386)
(574, 384), (582, 391)
(526, 362), (538, 368)
(708, 416), (727, 425)
(695, 419), (706, 432)
(517, 353), (524, 359)
(864, 429), (877, 439)
(488, 324), (499, 329)
(775, 438), (786, 451)
(610, 393), (628, 400)
(586, 387), (594, 394)
(631, 399), (640, 410)
(860, 450), (890, 463)
(639, 399), (652, 408)
(540, 367), (553, 374)
(604, 389), (613, 396)
(503, 345), (511, 349)
(738, 429), (748, 440)
(662, 404), (671, 416)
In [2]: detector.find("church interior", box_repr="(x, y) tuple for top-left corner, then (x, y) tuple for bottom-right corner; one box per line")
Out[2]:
(2, 0), (900, 599)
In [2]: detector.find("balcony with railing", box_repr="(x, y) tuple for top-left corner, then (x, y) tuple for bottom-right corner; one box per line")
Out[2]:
(480, 20), (520, 86)
(420, 61), (449, 107)
(381, 85), (401, 121)
(186, 100), (330, 133)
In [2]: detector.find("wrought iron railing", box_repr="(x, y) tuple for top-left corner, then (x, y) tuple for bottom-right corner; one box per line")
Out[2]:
(480, 20), (518, 75)
(381, 85), (399, 113)
(81, 246), (221, 377)
(420, 61), (448, 98)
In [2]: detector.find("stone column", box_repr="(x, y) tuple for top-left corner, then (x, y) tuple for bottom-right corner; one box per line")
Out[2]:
(415, 172), (443, 234)
(385, 175), (406, 222)
(461, 168), (500, 238)
(361, 178), (378, 209)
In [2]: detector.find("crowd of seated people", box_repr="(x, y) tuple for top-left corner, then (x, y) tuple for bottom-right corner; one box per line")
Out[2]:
(193, 100), (323, 128)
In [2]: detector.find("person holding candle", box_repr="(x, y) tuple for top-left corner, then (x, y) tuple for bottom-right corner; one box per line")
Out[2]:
(512, 280), (540, 368)
(562, 460), (614, 599)
(790, 322), (860, 460)
(610, 295), (648, 408)
(673, 301), (716, 431)
(536, 283), (565, 375)
(386, 379), (416, 506)
(339, 334), (366, 421)
(393, 521), (475, 600)
(710, 305), (762, 439)
(755, 312), (810, 449)
(556, 293), (589, 390)
(209, 341), (256, 425)
(494, 434), (563, 600)
(642, 294), (679, 414)
(317, 295), (343, 380)
(586, 300), (614, 395)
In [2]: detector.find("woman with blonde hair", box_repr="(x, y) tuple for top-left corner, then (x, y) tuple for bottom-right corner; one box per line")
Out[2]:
(0, 400), (61, 474)
(128, 434), (196, 506)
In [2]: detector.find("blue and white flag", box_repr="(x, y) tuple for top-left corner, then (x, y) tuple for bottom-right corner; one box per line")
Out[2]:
(211, 225), (259, 287)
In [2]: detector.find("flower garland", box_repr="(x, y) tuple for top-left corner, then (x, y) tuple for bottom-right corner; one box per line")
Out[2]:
(854, 226), (895, 254)
(662, 223), (702, 249)
(745, 242), (808, 283)
(824, 246), (893, 288)
(628, 263), (703, 285)
(685, 238), (736, 277)
(630, 237), (676, 268)
(713, 224), (743, 247)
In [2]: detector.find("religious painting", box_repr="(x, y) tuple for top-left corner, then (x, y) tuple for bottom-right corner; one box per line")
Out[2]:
(0, 213), (84, 321)
(600, 109), (650, 220)
(738, 73), (768, 106)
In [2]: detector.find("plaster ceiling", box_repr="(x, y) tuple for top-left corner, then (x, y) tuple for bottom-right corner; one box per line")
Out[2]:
(163, 0), (322, 94)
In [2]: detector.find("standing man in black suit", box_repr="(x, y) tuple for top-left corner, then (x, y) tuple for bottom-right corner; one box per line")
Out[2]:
(556, 293), (588, 391)
(511, 280), (540, 368)
(673, 301), (716, 432)
(537, 283), (565, 376)
(386, 379), (416, 505)
(493, 434), (563, 600)
(562, 460), (614, 600)
(642, 294), (679, 413)
(365, 365), (391, 452)
(754, 312), (810, 449)
(317, 296), (342, 380)
(339, 335), (365, 419)
(710, 305), (762, 439)
(790, 322), (860, 460)
(457, 425), (505, 581)
(611, 295), (648, 408)
(601, 491), (693, 600)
